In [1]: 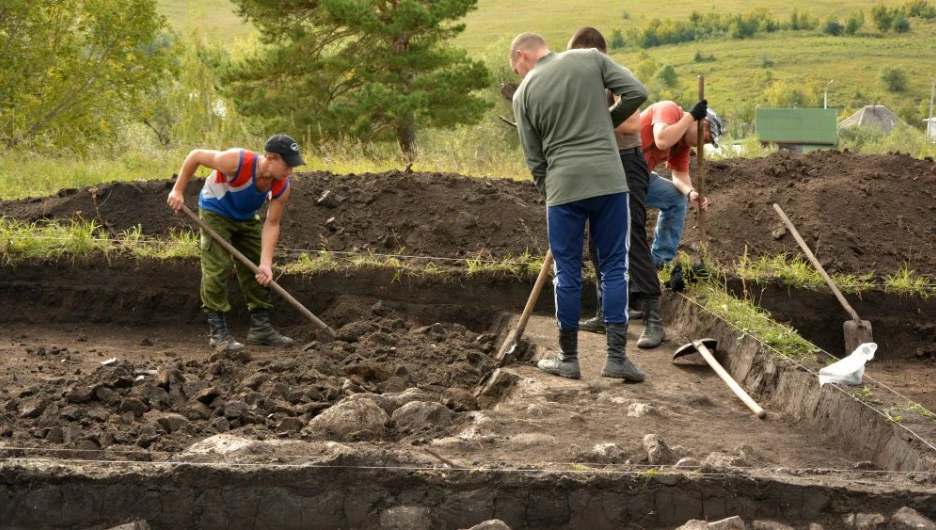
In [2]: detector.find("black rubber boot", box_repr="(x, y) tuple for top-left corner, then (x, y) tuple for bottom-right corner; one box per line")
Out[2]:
(637, 297), (665, 349)
(628, 299), (644, 321)
(602, 323), (645, 381)
(537, 329), (581, 379)
(247, 309), (296, 346)
(207, 311), (245, 353)
(578, 307), (606, 334)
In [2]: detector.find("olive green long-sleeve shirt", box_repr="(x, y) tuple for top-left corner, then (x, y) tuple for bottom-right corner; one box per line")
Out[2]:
(512, 49), (648, 206)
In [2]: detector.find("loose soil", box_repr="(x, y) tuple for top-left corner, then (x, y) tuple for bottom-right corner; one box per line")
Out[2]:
(1, 151), (935, 528)
(3, 150), (935, 276)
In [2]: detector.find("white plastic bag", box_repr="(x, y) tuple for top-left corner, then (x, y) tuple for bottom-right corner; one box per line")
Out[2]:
(818, 342), (877, 387)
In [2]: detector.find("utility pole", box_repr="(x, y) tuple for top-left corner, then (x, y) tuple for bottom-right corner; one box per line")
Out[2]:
(824, 80), (834, 109)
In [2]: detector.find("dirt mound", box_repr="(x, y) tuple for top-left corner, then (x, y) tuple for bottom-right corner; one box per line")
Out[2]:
(0, 170), (549, 261)
(697, 150), (936, 276)
(2, 151), (935, 275)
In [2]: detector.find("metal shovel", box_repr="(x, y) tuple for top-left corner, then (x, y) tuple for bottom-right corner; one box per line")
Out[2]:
(772, 203), (873, 355)
(674, 338), (767, 419)
(493, 249), (554, 367)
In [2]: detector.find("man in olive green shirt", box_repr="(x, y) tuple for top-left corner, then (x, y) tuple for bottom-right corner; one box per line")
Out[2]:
(510, 32), (648, 381)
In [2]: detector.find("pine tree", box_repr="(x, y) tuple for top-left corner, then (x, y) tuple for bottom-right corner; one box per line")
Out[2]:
(224, 0), (492, 160)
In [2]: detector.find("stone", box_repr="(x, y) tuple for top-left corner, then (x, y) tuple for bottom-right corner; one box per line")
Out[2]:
(388, 387), (434, 409)
(118, 398), (149, 417)
(316, 190), (346, 208)
(442, 388), (478, 412)
(307, 397), (388, 441)
(843, 513), (886, 530)
(627, 403), (659, 417)
(276, 417), (305, 433)
(753, 521), (795, 530)
(707, 516), (746, 529)
(94, 387), (121, 404)
(703, 452), (747, 469)
(391, 401), (452, 433)
(890, 507), (936, 530)
(675, 457), (702, 469)
(467, 520), (512, 530)
(45, 426), (64, 444)
(588, 442), (628, 463)
(674, 521), (708, 530)
(223, 401), (250, 420)
(242, 373), (269, 389)
(65, 385), (94, 403)
(194, 386), (221, 404)
(345, 393), (396, 415)
(19, 398), (48, 419)
(155, 413), (189, 433)
(643, 433), (676, 465)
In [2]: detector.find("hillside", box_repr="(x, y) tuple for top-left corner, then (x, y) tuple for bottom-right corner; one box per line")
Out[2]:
(156, 0), (936, 128)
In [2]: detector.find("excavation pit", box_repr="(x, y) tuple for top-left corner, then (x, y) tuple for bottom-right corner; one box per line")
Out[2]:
(0, 262), (934, 529)
(1, 153), (935, 528)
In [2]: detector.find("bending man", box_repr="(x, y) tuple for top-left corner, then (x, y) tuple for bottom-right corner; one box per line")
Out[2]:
(167, 134), (305, 353)
(510, 32), (648, 381)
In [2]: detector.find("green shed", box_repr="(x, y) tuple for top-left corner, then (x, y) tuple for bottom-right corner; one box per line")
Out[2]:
(755, 108), (837, 153)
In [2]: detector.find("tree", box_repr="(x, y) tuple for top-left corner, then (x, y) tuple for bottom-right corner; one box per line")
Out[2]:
(892, 13), (911, 32)
(879, 66), (908, 92)
(653, 65), (679, 88)
(824, 18), (844, 36)
(223, 0), (492, 161)
(0, 0), (176, 151)
(845, 11), (865, 35)
(871, 4), (894, 32)
(610, 29), (625, 50)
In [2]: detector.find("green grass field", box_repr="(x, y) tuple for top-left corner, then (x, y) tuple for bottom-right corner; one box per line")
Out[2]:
(157, 0), (936, 122)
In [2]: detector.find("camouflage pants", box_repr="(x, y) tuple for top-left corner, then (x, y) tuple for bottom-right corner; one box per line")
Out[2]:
(199, 209), (272, 313)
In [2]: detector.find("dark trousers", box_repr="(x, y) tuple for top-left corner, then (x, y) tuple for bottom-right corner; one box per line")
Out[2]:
(549, 193), (630, 329)
(587, 147), (661, 309)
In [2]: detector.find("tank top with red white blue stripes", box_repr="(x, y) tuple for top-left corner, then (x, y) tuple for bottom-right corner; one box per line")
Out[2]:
(198, 150), (289, 221)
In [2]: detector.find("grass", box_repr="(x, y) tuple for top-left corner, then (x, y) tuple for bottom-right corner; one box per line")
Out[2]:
(731, 253), (936, 298)
(157, 0), (251, 41)
(683, 267), (821, 359)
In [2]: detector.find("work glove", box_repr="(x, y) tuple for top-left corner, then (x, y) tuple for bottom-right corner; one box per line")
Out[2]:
(689, 99), (708, 121)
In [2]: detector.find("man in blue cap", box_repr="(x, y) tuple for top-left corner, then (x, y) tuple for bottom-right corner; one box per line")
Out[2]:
(167, 134), (305, 353)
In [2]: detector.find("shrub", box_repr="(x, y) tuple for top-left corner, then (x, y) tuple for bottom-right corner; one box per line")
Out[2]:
(879, 66), (908, 92)
(845, 11), (865, 34)
(893, 13), (911, 32)
(824, 19), (845, 36)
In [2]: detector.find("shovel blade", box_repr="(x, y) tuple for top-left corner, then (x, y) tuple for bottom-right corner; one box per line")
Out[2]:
(673, 338), (718, 361)
(844, 320), (873, 357)
(495, 329), (519, 365)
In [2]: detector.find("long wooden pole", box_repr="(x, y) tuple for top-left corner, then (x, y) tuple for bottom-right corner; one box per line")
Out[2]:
(180, 204), (337, 338)
(771, 203), (862, 323)
(695, 340), (766, 419)
(696, 75), (707, 259)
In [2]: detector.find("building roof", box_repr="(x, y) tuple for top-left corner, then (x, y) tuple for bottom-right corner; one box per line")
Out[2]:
(838, 105), (905, 132)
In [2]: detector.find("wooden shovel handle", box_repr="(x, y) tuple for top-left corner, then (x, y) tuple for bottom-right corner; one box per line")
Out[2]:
(772, 203), (862, 323)
(697, 75), (707, 258)
(179, 204), (337, 338)
(695, 341), (766, 419)
(515, 249), (553, 340)
(494, 249), (553, 363)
